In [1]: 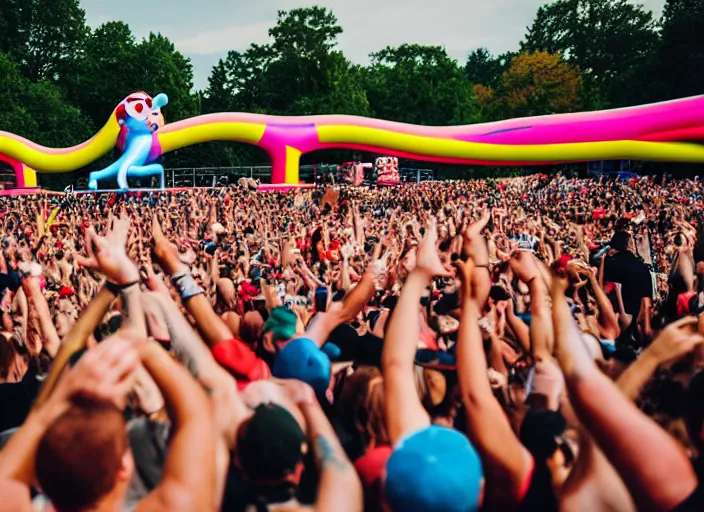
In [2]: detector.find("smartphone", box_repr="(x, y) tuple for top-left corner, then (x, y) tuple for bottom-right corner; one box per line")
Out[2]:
(315, 286), (329, 312)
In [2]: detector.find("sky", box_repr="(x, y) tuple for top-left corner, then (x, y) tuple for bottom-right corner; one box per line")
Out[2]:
(81, 0), (667, 91)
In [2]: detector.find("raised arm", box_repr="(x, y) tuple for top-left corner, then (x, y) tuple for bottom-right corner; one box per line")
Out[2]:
(301, 259), (379, 349)
(511, 250), (554, 359)
(382, 221), (445, 443)
(462, 210), (491, 307)
(152, 216), (232, 349)
(586, 268), (620, 340)
(137, 341), (217, 512)
(36, 217), (143, 405)
(284, 380), (362, 512)
(551, 273), (699, 511)
(617, 317), (703, 400)
(152, 216), (270, 386)
(147, 291), (249, 445)
(21, 273), (61, 358)
(455, 257), (533, 509)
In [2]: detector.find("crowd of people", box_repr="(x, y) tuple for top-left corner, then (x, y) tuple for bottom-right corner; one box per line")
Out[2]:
(1, 173), (704, 511)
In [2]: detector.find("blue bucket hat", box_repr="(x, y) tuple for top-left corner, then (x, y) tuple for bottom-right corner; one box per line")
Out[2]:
(273, 337), (331, 396)
(384, 426), (483, 512)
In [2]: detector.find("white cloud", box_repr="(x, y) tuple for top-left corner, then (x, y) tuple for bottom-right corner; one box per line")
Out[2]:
(176, 20), (274, 55)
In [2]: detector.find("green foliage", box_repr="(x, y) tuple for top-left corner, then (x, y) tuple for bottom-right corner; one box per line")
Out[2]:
(204, 7), (369, 120)
(62, 22), (140, 127)
(465, 48), (512, 88)
(0, 0), (89, 82)
(364, 44), (480, 125)
(522, 0), (658, 108)
(645, 0), (704, 102)
(0, 51), (94, 145)
(482, 52), (584, 120)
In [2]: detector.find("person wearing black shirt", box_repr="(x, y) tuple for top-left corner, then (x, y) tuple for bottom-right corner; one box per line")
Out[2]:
(0, 359), (40, 433)
(603, 231), (653, 342)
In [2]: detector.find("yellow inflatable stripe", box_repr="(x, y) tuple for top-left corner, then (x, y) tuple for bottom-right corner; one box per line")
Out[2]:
(317, 126), (704, 163)
(285, 146), (301, 184)
(0, 120), (120, 172)
(23, 167), (37, 187)
(158, 123), (267, 154)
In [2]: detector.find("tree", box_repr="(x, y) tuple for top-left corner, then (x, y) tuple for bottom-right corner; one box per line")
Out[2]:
(261, 7), (368, 116)
(0, 51), (94, 147)
(135, 33), (199, 123)
(0, 0), (88, 82)
(364, 44), (480, 126)
(64, 22), (140, 127)
(465, 48), (509, 88)
(486, 52), (583, 120)
(201, 7), (370, 166)
(203, 7), (369, 117)
(646, 0), (704, 101)
(0, 51), (39, 139)
(522, 0), (658, 107)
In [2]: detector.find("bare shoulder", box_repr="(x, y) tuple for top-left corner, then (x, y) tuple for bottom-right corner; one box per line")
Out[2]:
(0, 479), (34, 512)
(134, 481), (207, 512)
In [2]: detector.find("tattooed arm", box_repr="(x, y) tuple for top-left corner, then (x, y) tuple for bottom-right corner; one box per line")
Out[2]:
(145, 292), (249, 447)
(299, 399), (362, 512)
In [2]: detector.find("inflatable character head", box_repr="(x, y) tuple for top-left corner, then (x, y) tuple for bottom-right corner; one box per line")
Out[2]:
(114, 92), (168, 134)
(114, 92), (168, 151)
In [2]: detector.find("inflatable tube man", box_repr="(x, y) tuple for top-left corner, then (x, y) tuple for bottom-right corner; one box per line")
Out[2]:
(88, 92), (168, 190)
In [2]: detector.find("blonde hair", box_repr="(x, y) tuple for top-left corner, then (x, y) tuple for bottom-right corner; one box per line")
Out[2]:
(337, 366), (389, 451)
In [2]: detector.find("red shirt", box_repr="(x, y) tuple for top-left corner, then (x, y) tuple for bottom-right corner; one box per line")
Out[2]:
(212, 338), (271, 390)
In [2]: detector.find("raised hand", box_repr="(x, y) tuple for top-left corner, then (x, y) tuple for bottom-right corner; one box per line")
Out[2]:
(465, 209), (491, 239)
(645, 316), (704, 366)
(509, 249), (541, 284)
(50, 335), (140, 411)
(280, 379), (317, 406)
(454, 257), (476, 298)
(151, 215), (184, 276)
(75, 217), (139, 285)
(414, 219), (451, 278)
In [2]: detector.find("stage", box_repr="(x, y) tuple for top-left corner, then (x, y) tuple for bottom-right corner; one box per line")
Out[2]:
(0, 184), (316, 196)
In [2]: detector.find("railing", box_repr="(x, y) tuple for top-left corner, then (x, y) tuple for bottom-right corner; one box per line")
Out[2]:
(165, 165), (318, 188)
(137, 165), (437, 189)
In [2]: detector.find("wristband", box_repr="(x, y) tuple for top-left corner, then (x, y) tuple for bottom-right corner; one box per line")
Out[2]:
(173, 273), (205, 300)
(106, 280), (140, 296)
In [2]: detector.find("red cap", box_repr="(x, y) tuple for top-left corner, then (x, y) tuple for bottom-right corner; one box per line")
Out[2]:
(58, 286), (75, 298)
(677, 291), (697, 318)
(354, 446), (392, 488)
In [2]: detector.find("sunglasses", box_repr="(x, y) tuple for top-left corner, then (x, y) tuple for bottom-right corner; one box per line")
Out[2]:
(126, 96), (153, 108)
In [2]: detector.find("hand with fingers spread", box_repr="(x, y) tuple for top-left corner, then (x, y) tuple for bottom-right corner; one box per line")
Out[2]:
(644, 316), (704, 366)
(75, 217), (139, 285)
